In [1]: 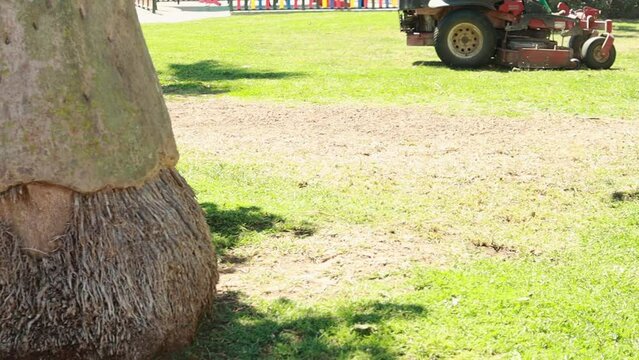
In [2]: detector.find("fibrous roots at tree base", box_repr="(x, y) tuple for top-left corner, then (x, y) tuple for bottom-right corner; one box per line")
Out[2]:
(0, 169), (218, 359)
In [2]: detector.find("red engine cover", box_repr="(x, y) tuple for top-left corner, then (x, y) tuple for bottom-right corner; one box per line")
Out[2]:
(582, 6), (601, 18)
(498, 0), (524, 17)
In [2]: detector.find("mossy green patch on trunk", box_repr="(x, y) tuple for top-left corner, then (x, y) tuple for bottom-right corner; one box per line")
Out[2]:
(0, 0), (178, 193)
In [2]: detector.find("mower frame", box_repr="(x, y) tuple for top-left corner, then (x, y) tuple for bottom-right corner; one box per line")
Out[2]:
(399, 0), (616, 69)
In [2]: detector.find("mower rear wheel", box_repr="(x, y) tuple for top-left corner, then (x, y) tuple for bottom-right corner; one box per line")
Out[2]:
(569, 34), (588, 57)
(581, 37), (616, 70)
(434, 9), (497, 68)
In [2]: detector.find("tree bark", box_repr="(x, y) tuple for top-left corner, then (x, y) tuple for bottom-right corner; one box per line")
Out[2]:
(0, 0), (178, 193)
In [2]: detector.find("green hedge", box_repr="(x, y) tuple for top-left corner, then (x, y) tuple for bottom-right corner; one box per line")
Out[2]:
(549, 0), (639, 18)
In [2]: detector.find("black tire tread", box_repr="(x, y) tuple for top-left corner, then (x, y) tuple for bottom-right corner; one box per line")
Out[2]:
(581, 36), (616, 70)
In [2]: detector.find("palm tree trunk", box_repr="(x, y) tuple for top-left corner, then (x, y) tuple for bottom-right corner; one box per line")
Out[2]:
(0, 0), (178, 193)
(0, 1), (218, 358)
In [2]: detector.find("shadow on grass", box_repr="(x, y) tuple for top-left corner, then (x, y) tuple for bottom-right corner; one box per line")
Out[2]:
(162, 60), (302, 95)
(201, 203), (316, 257)
(162, 82), (231, 95)
(174, 291), (428, 359)
(616, 24), (639, 33)
(612, 190), (639, 202)
(412, 60), (449, 68)
(412, 60), (510, 72)
(201, 203), (282, 254)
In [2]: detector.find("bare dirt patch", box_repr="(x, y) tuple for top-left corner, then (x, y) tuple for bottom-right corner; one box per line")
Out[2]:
(218, 226), (475, 300)
(169, 98), (638, 185)
(168, 98), (639, 300)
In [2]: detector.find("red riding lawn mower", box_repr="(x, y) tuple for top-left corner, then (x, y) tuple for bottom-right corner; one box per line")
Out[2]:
(399, 0), (616, 69)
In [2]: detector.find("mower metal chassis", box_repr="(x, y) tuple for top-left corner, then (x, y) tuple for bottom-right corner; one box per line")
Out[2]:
(400, 0), (616, 69)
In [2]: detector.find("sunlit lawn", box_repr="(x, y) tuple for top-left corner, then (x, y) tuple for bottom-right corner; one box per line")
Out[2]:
(142, 14), (639, 359)
(144, 13), (639, 118)
(174, 153), (639, 359)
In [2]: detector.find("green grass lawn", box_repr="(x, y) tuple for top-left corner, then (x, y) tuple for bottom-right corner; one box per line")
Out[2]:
(175, 153), (639, 359)
(142, 13), (639, 359)
(144, 14), (639, 118)
(174, 139), (639, 359)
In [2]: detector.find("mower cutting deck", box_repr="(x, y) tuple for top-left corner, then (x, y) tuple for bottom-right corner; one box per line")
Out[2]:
(399, 0), (616, 69)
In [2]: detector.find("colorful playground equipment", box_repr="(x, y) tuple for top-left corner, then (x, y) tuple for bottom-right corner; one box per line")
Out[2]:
(135, 0), (397, 13)
(231, 0), (397, 10)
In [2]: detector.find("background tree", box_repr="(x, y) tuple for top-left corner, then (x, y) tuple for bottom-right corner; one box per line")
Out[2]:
(0, 0), (218, 358)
